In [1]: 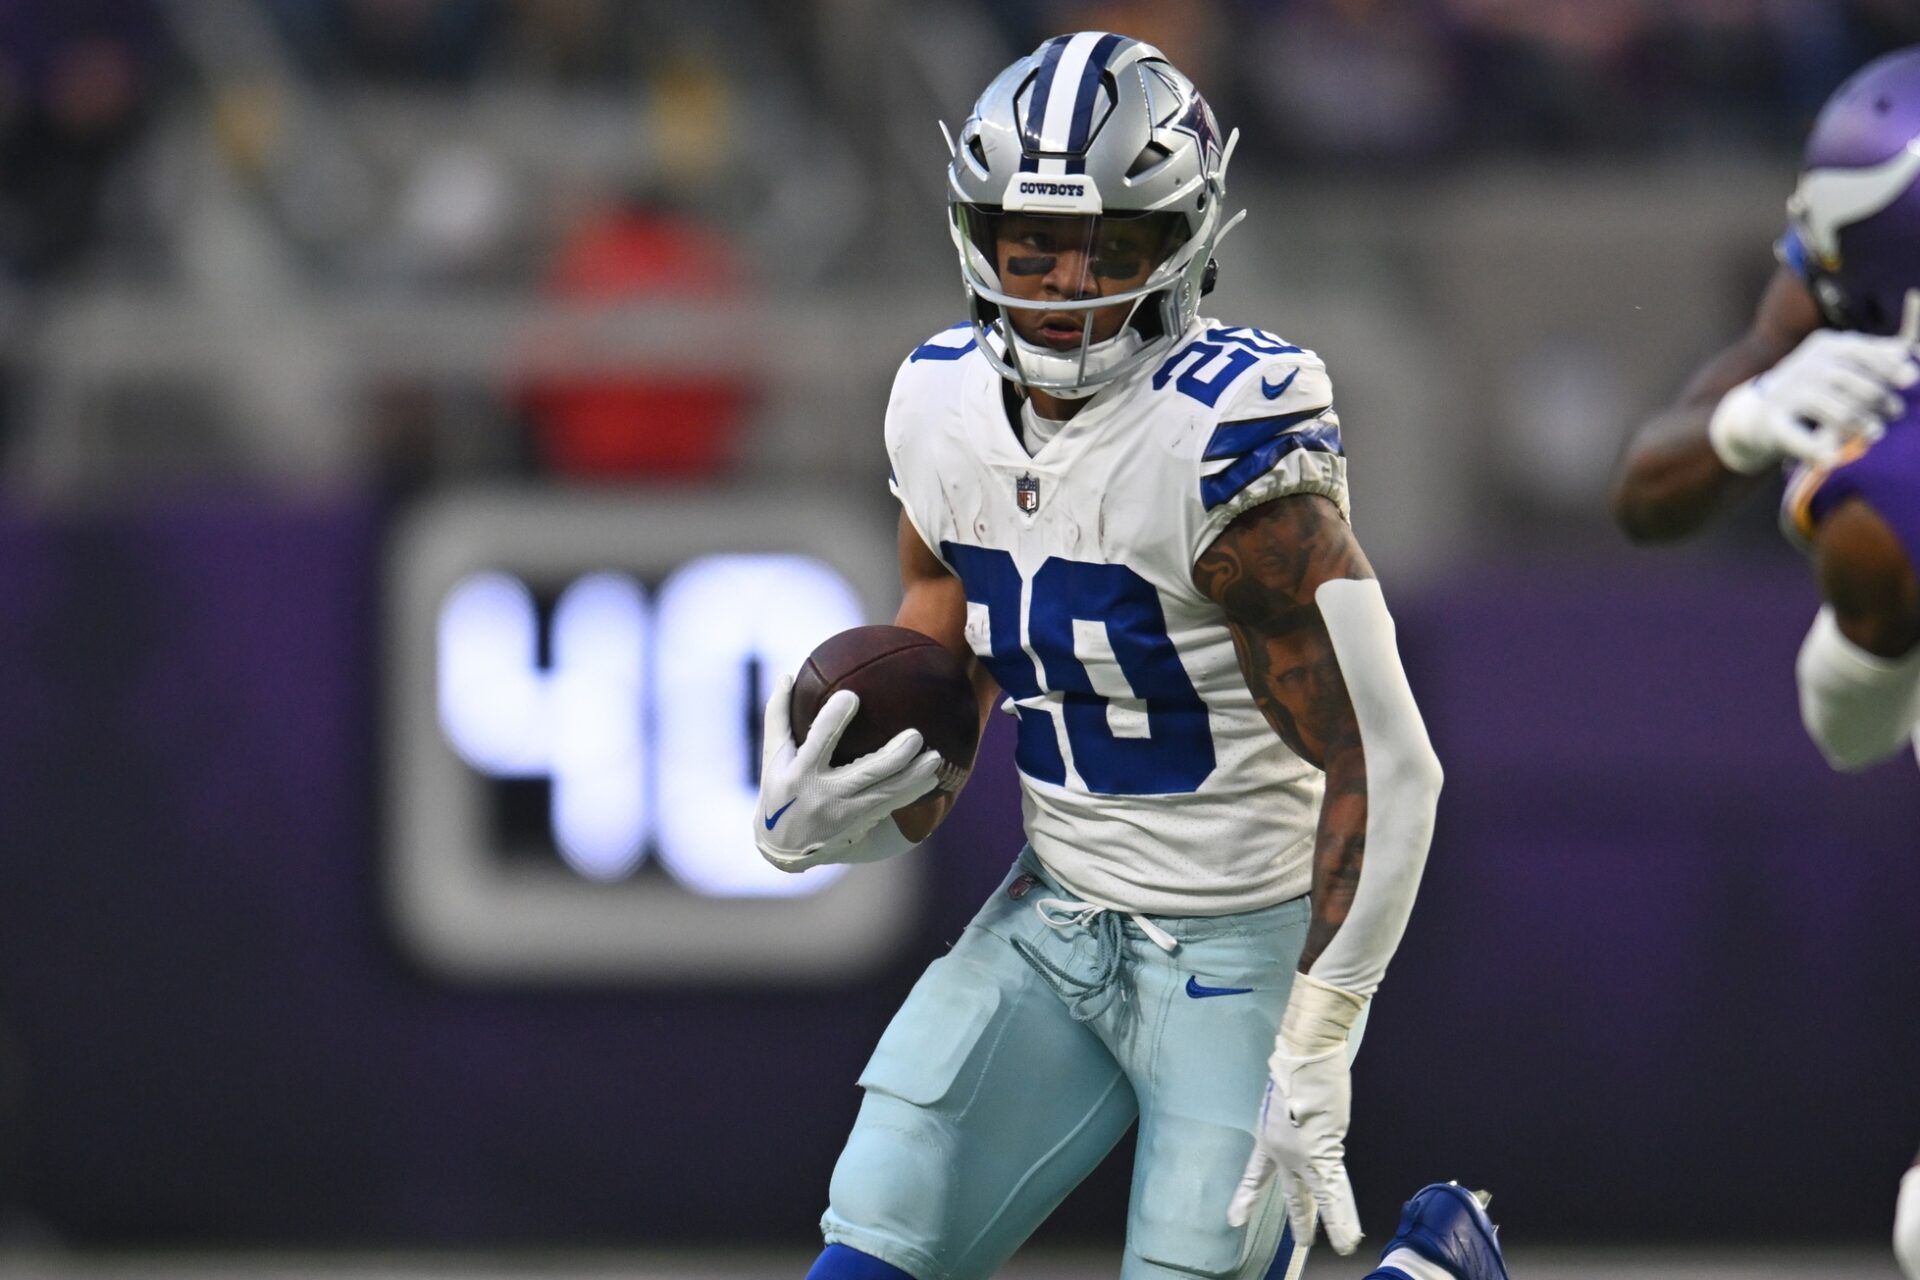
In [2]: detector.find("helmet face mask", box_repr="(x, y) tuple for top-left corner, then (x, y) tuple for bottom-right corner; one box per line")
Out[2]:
(945, 32), (1241, 397)
(952, 207), (1188, 393)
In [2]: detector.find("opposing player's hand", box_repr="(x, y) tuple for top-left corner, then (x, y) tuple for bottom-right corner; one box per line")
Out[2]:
(1897, 1162), (1920, 1280)
(753, 674), (946, 872)
(1708, 291), (1920, 474)
(1229, 1044), (1362, 1254)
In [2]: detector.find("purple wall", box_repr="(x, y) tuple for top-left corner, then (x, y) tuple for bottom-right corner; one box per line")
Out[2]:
(1370, 555), (1920, 1242)
(0, 505), (1914, 1246)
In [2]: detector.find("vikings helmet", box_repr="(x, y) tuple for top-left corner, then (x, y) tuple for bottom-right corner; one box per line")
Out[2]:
(945, 32), (1241, 396)
(1786, 46), (1920, 333)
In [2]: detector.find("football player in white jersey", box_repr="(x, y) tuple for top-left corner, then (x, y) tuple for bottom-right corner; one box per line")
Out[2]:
(1611, 47), (1920, 1280)
(754, 32), (1496, 1280)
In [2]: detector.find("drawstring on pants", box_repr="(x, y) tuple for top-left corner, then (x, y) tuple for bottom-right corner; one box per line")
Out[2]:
(1011, 896), (1180, 1022)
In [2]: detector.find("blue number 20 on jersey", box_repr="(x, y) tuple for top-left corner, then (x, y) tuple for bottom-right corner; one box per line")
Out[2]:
(941, 543), (1215, 796)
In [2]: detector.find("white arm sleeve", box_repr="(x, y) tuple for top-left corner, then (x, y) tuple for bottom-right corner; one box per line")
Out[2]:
(1306, 578), (1444, 1000)
(1795, 606), (1920, 772)
(1897, 1164), (1920, 1280)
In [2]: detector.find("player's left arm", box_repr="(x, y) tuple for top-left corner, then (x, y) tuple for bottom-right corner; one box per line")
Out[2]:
(1196, 493), (1443, 1252)
(1797, 496), (1920, 770)
(1194, 493), (1442, 996)
(1195, 496), (1369, 970)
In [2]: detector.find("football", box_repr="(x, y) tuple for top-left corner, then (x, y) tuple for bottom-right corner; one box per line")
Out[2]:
(789, 624), (979, 771)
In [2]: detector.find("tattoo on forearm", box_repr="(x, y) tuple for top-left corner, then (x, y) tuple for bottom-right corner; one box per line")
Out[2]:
(1193, 495), (1374, 971)
(1300, 781), (1365, 972)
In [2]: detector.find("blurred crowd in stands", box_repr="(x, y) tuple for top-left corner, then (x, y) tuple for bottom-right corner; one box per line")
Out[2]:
(1029, 0), (1920, 163)
(243, 1), (1920, 160)
(0, 0), (166, 286)
(8, 0), (1920, 288)
(3, 0), (1919, 495)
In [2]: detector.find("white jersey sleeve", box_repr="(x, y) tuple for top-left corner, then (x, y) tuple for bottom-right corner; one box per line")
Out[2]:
(884, 324), (980, 567)
(1185, 345), (1349, 567)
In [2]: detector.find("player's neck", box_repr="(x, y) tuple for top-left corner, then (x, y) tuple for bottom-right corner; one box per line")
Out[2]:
(1027, 388), (1088, 422)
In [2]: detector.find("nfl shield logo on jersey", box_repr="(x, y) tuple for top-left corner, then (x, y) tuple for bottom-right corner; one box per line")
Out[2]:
(1016, 473), (1041, 514)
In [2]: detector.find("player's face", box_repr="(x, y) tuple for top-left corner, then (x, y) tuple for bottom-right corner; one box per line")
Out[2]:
(993, 214), (1171, 351)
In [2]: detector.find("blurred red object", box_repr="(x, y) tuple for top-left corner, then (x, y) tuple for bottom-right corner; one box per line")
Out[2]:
(520, 205), (753, 478)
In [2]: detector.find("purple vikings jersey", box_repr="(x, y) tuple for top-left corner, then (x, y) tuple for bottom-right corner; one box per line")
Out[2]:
(1785, 406), (1920, 562)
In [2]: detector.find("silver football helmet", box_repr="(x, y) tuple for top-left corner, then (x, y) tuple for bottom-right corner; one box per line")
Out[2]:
(945, 32), (1242, 397)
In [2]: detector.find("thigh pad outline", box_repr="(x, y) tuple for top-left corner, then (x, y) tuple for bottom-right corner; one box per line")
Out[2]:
(857, 952), (1004, 1110)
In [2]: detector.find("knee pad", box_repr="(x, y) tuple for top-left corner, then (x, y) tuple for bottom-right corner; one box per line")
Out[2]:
(806, 1243), (919, 1280)
(1127, 1118), (1301, 1279)
(825, 1095), (957, 1244)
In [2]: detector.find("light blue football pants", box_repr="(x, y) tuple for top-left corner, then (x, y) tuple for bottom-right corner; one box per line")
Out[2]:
(823, 849), (1348, 1280)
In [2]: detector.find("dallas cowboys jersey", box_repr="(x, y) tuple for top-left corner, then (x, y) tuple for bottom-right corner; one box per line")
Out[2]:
(885, 318), (1350, 916)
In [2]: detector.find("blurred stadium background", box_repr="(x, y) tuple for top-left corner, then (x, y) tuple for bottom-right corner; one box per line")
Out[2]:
(2, 0), (1919, 1276)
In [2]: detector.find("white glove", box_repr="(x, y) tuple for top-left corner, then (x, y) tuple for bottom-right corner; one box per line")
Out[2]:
(753, 674), (947, 873)
(1228, 973), (1367, 1255)
(1708, 292), (1920, 475)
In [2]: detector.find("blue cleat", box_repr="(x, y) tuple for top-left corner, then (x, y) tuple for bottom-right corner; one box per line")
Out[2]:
(1376, 1182), (1509, 1280)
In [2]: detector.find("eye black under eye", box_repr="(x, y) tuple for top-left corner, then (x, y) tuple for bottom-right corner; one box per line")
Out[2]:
(1006, 254), (1055, 276)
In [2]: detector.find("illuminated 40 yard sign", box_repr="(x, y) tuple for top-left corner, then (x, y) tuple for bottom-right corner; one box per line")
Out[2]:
(386, 490), (914, 983)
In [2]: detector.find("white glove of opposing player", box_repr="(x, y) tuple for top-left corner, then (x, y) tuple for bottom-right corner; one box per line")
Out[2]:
(1896, 1163), (1920, 1280)
(1228, 973), (1367, 1255)
(1708, 291), (1920, 475)
(753, 674), (946, 873)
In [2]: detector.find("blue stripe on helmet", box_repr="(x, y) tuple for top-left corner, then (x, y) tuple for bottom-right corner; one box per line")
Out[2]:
(1021, 37), (1071, 154)
(1062, 33), (1124, 174)
(1066, 33), (1124, 151)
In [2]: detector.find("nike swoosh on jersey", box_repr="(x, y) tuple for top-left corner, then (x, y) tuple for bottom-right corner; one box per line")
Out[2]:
(1185, 976), (1254, 999)
(1260, 369), (1299, 399)
(764, 798), (798, 830)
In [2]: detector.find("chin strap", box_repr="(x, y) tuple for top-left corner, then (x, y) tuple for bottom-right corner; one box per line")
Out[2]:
(1008, 326), (1145, 399)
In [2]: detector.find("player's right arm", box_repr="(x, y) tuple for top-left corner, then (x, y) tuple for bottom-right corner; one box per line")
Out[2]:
(750, 508), (968, 873)
(889, 510), (1002, 840)
(1610, 267), (1822, 542)
(751, 513), (1001, 871)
